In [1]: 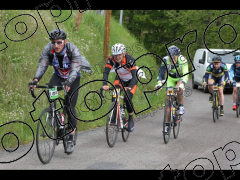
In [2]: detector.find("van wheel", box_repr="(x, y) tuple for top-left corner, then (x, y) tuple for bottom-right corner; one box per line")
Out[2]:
(192, 75), (198, 89)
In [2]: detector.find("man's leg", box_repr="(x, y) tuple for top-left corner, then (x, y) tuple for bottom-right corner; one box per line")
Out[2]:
(176, 79), (185, 114)
(65, 76), (80, 153)
(208, 78), (215, 102)
(232, 86), (237, 110)
(67, 76), (80, 134)
(218, 87), (224, 116)
(124, 85), (137, 132)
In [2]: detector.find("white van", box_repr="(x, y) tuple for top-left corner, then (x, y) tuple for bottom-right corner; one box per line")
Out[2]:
(192, 49), (240, 93)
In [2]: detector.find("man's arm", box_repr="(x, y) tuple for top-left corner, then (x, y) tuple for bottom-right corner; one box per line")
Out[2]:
(203, 64), (212, 84)
(180, 57), (188, 84)
(229, 65), (234, 81)
(67, 43), (82, 84)
(157, 57), (167, 82)
(223, 64), (229, 84)
(103, 56), (114, 86)
(33, 43), (51, 81)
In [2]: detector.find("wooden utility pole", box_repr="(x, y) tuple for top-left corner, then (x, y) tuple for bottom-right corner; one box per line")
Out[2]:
(103, 10), (112, 63)
(74, 10), (84, 31)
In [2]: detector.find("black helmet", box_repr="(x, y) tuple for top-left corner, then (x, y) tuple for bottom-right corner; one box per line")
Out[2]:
(212, 55), (222, 63)
(49, 28), (67, 40)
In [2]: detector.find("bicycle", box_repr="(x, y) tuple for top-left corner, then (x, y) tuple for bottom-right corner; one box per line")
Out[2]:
(29, 82), (78, 164)
(100, 86), (130, 147)
(206, 83), (221, 122)
(160, 86), (183, 144)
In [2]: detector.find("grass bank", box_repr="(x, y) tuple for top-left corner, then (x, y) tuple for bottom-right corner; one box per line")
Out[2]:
(0, 10), (165, 150)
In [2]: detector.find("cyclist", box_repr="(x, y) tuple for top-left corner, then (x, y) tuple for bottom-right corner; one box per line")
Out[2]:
(229, 55), (240, 110)
(203, 55), (229, 116)
(29, 28), (91, 154)
(102, 43), (137, 132)
(155, 45), (189, 133)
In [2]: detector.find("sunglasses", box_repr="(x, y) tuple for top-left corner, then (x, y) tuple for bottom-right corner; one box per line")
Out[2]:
(114, 54), (123, 58)
(235, 61), (240, 64)
(51, 40), (64, 45)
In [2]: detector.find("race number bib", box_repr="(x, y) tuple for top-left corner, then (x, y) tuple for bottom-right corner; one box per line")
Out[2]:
(49, 87), (58, 100)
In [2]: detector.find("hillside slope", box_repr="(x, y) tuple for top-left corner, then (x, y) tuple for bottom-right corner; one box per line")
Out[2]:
(0, 10), (164, 149)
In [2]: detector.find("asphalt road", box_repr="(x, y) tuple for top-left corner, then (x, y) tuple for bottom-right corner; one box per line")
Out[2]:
(1, 80), (240, 171)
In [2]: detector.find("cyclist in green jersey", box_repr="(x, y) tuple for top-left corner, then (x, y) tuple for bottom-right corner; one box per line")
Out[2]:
(155, 45), (189, 115)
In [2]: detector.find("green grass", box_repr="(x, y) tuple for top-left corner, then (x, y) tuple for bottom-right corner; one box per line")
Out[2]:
(0, 10), (166, 150)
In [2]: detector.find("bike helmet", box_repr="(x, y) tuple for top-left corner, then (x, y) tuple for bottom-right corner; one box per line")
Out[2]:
(111, 43), (126, 55)
(167, 45), (180, 56)
(234, 55), (240, 62)
(212, 55), (222, 63)
(49, 28), (67, 40)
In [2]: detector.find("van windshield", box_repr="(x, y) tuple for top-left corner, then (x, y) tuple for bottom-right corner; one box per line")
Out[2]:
(207, 51), (240, 64)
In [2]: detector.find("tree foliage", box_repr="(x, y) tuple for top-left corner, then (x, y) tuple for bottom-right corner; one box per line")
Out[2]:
(112, 10), (240, 68)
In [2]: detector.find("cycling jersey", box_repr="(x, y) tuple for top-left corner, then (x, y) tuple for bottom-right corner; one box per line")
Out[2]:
(51, 47), (79, 79)
(229, 63), (240, 81)
(204, 62), (229, 84)
(157, 55), (189, 84)
(34, 42), (91, 83)
(103, 53), (138, 89)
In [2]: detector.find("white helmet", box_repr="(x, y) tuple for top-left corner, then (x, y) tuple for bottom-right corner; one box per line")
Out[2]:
(111, 43), (126, 55)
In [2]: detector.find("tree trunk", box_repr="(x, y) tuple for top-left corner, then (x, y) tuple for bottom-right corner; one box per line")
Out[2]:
(74, 10), (84, 31)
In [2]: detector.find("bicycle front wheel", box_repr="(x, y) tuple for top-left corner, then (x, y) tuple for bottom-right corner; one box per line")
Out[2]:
(163, 99), (171, 144)
(36, 107), (57, 164)
(106, 102), (119, 147)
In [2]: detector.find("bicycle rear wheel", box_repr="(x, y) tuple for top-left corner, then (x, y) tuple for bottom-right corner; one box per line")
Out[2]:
(36, 107), (56, 164)
(163, 99), (171, 144)
(212, 93), (217, 123)
(121, 105), (130, 142)
(173, 113), (181, 139)
(122, 119), (130, 142)
(216, 92), (219, 119)
(106, 102), (119, 147)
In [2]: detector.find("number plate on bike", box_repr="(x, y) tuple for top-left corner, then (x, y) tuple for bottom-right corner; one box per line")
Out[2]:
(213, 86), (218, 90)
(167, 88), (174, 95)
(49, 87), (58, 100)
(236, 83), (240, 87)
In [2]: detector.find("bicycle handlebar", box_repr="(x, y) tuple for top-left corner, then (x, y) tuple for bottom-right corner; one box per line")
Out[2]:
(29, 82), (67, 99)
(155, 86), (184, 97)
(100, 87), (130, 98)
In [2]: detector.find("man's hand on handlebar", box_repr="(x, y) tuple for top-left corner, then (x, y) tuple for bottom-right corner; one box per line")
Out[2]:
(102, 85), (110, 91)
(64, 81), (71, 92)
(29, 79), (38, 91)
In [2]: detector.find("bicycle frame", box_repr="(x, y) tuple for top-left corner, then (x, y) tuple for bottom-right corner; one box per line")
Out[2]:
(206, 83), (221, 122)
(101, 87), (126, 129)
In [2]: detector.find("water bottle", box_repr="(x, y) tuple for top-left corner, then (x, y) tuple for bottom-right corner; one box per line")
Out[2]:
(173, 106), (176, 120)
(57, 112), (65, 129)
(120, 106), (125, 120)
(60, 114), (65, 125)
